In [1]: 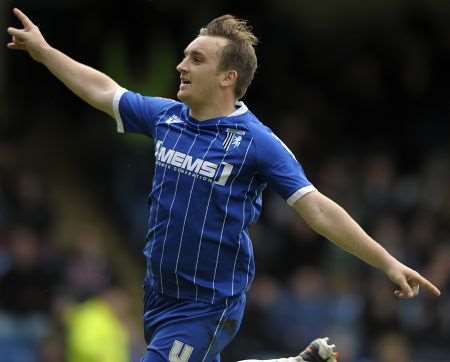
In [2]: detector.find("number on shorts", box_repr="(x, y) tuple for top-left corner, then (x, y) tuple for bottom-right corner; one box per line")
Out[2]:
(169, 340), (194, 362)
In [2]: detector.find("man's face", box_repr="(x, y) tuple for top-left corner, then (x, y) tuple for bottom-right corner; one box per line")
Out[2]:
(176, 35), (229, 107)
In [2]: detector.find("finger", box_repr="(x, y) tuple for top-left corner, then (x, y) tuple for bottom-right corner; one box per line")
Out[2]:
(13, 8), (35, 29)
(417, 275), (441, 296)
(7, 27), (25, 37)
(398, 277), (414, 298)
(7, 42), (19, 49)
(411, 282), (420, 297)
(394, 289), (408, 298)
(7, 42), (25, 50)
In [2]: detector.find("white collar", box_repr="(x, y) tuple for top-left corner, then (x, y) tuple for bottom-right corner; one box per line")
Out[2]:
(227, 101), (248, 117)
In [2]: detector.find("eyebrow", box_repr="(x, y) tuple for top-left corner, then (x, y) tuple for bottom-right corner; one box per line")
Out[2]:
(184, 49), (206, 58)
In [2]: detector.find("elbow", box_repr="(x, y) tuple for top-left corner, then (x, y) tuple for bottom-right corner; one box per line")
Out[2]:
(294, 191), (340, 236)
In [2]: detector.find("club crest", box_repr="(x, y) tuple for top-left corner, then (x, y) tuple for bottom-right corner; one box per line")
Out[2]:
(223, 128), (245, 151)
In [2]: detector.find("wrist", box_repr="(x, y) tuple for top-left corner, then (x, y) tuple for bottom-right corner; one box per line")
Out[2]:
(382, 255), (403, 276)
(374, 247), (400, 274)
(34, 43), (53, 64)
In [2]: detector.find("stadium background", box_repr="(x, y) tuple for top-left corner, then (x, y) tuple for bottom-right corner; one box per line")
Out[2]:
(1, 0), (450, 361)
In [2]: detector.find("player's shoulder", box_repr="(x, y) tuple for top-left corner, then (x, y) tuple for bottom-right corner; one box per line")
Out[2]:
(241, 112), (277, 143)
(122, 90), (184, 111)
(149, 96), (183, 107)
(227, 104), (271, 136)
(152, 96), (186, 115)
(240, 110), (297, 161)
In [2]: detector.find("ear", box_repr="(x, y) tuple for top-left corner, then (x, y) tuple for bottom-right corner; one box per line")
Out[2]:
(220, 70), (238, 87)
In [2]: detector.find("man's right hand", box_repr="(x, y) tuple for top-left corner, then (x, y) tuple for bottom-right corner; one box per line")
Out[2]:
(7, 8), (51, 63)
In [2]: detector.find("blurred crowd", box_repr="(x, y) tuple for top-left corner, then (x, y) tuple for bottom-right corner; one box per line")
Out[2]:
(0, 142), (143, 362)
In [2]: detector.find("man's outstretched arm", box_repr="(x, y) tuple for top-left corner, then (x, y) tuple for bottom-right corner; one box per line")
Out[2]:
(7, 8), (119, 117)
(293, 190), (441, 299)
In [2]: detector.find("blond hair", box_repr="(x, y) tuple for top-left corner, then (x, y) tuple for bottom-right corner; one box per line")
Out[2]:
(199, 15), (258, 100)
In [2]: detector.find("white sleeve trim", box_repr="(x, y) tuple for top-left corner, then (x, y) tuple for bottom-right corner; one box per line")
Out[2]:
(286, 185), (317, 206)
(112, 87), (127, 133)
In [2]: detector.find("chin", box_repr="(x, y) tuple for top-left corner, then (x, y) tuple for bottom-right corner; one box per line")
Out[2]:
(177, 89), (186, 100)
(177, 91), (192, 105)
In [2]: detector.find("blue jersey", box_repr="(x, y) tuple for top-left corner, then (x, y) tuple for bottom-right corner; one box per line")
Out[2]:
(113, 89), (316, 304)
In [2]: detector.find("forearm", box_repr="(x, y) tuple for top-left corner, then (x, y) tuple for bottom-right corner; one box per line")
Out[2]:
(39, 46), (119, 116)
(294, 191), (441, 298)
(295, 192), (397, 272)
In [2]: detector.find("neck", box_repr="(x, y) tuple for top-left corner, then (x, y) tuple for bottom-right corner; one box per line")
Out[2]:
(189, 97), (237, 121)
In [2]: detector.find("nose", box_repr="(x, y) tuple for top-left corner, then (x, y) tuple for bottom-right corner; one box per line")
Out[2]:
(176, 58), (188, 73)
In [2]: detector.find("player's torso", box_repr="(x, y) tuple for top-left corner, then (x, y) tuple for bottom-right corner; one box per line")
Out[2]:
(146, 108), (259, 302)
(152, 114), (253, 191)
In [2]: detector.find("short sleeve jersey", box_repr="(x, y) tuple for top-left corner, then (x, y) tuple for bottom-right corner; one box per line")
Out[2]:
(113, 89), (316, 304)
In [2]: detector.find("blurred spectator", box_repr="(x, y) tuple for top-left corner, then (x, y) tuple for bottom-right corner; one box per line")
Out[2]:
(64, 286), (132, 362)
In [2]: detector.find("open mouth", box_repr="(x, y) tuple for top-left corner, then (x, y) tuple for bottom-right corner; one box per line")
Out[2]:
(179, 80), (191, 91)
